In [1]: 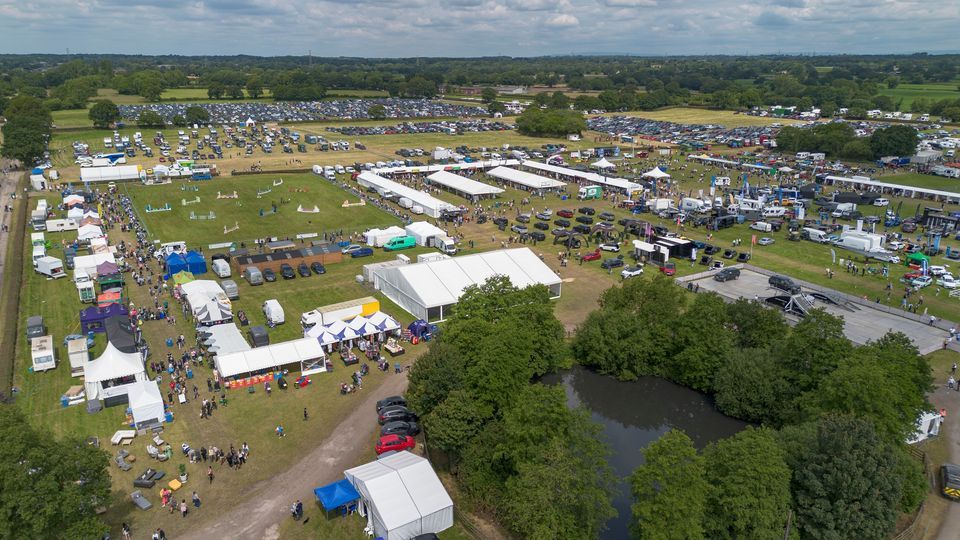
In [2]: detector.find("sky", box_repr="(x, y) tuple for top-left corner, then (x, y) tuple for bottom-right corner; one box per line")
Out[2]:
(0, 0), (956, 57)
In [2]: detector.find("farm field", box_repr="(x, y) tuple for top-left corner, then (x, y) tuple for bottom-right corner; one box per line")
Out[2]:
(600, 107), (806, 127)
(878, 81), (960, 109)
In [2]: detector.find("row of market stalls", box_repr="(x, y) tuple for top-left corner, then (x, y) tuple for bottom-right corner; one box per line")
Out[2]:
(519, 159), (643, 195)
(304, 312), (401, 347)
(356, 171), (458, 218)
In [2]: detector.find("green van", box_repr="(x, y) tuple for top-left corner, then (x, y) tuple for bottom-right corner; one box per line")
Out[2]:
(384, 236), (417, 252)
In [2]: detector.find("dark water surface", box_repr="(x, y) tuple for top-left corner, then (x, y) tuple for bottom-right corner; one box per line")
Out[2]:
(542, 365), (748, 539)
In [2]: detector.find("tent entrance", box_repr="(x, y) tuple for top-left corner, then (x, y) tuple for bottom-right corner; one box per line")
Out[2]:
(301, 357), (326, 376)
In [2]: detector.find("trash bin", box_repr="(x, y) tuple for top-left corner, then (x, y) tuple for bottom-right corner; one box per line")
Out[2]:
(166, 338), (174, 347)
(165, 411), (174, 422)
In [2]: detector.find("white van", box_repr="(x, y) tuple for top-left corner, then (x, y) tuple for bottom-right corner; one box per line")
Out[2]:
(873, 198), (890, 207)
(762, 206), (786, 218)
(263, 299), (285, 326)
(802, 227), (828, 243)
(749, 221), (773, 232)
(211, 259), (231, 278)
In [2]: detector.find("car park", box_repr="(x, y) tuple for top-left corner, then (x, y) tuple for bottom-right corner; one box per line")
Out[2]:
(757, 237), (775, 246)
(714, 267), (741, 282)
(263, 268), (277, 282)
(621, 265), (644, 279)
(280, 264), (296, 279)
(310, 262), (326, 275)
(376, 434), (415, 455)
(600, 242), (620, 252)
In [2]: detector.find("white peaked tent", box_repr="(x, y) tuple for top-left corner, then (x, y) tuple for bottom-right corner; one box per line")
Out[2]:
(642, 167), (671, 179)
(77, 224), (104, 241)
(347, 315), (380, 337)
(364, 226), (407, 247)
(367, 311), (400, 332)
(67, 206), (85, 220)
(128, 380), (165, 428)
(83, 342), (146, 401)
(591, 157), (615, 170)
(344, 451), (453, 540)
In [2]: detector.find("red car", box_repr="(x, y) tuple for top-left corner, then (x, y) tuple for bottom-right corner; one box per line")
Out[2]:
(557, 209), (575, 218)
(659, 262), (676, 276)
(581, 249), (601, 262)
(376, 434), (415, 455)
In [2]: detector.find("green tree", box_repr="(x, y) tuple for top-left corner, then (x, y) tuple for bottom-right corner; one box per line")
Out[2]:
(246, 76), (264, 99)
(225, 84), (244, 99)
(404, 76), (436, 98)
(668, 292), (733, 391)
(184, 105), (210, 126)
(480, 87), (498, 104)
(869, 125), (918, 158)
(780, 416), (903, 540)
(367, 104), (387, 120)
(631, 430), (707, 540)
(725, 298), (788, 350)
(137, 110), (165, 128)
(516, 108), (585, 137)
(139, 79), (163, 101)
(207, 83), (225, 99)
(549, 91), (570, 110)
(171, 114), (187, 127)
(88, 99), (120, 129)
(941, 107), (960, 122)
(423, 390), (492, 455)
(714, 348), (794, 425)
(406, 342), (464, 417)
(841, 139), (874, 160)
(487, 101), (506, 116)
(812, 122), (856, 156)
(1, 114), (50, 165)
(777, 308), (851, 392)
(702, 428), (792, 539)
(0, 407), (110, 538)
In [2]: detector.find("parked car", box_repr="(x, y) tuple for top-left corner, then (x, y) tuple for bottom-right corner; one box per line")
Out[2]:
(341, 244), (363, 255)
(930, 265), (950, 276)
(737, 252), (752, 263)
(376, 395), (407, 412)
(516, 214), (531, 224)
(937, 275), (958, 289)
(659, 261), (676, 276)
(578, 207), (596, 215)
(714, 267), (741, 282)
(888, 241), (906, 250)
(575, 215), (594, 225)
(600, 242), (620, 252)
(351, 247), (374, 258)
(573, 224), (592, 235)
(912, 276), (933, 288)
(510, 224), (528, 234)
(378, 405), (418, 425)
(722, 249), (737, 259)
(535, 211), (553, 221)
(530, 231), (546, 241)
(555, 218), (571, 228)
(599, 212), (615, 221)
(601, 257), (625, 269)
(941, 463), (960, 501)
(621, 265), (644, 279)
(873, 198), (890, 207)
(280, 264), (296, 279)
(704, 244), (720, 255)
(768, 274), (801, 294)
(902, 222), (918, 233)
(298, 263), (311, 277)
(263, 268), (277, 282)
(492, 217), (509, 227)
(557, 209), (575, 218)
(311, 262), (326, 274)
(581, 249), (602, 262)
(376, 434), (415, 455)
(758, 237), (775, 246)
(534, 221), (549, 231)
(380, 421), (421, 437)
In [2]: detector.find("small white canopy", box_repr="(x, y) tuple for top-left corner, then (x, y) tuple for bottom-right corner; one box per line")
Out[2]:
(67, 207), (84, 220)
(128, 380), (165, 427)
(84, 342), (143, 383)
(778, 166), (795, 173)
(367, 311), (400, 332)
(348, 315), (380, 336)
(642, 167), (671, 179)
(214, 337), (325, 379)
(324, 319), (360, 341)
(591, 157), (615, 170)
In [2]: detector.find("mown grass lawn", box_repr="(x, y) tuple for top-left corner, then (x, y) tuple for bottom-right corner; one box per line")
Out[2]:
(879, 172), (960, 193)
(878, 81), (960, 109)
(599, 107), (805, 128)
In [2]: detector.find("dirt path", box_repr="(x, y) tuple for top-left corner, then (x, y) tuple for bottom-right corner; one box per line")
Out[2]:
(933, 380), (960, 540)
(181, 371), (410, 540)
(0, 162), (21, 293)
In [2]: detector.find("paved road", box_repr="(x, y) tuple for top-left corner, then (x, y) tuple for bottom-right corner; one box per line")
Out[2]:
(0, 163), (21, 294)
(181, 371), (411, 540)
(934, 382), (960, 539)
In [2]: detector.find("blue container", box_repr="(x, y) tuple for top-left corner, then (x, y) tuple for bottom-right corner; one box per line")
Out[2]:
(186, 368), (194, 379)
(165, 412), (174, 422)
(166, 338), (174, 347)
(61, 396), (69, 408)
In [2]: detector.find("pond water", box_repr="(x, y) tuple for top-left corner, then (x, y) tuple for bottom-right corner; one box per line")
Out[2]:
(542, 365), (748, 539)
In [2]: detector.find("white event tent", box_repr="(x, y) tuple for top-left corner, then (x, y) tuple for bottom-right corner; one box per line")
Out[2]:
(424, 170), (504, 200)
(214, 337), (326, 379)
(127, 380), (165, 428)
(345, 451), (453, 540)
(357, 172), (457, 218)
(642, 167), (671, 180)
(485, 166), (566, 190)
(83, 342), (147, 402)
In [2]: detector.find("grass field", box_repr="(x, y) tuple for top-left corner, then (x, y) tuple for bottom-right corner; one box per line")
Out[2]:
(52, 108), (95, 129)
(878, 81), (960, 109)
(878, 171), (960, 193)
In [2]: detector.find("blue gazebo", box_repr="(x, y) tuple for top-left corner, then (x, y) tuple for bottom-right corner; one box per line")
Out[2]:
(184, 250), (207, 275)
(165, 252), (188, 276)
(314, 479), (360, 516)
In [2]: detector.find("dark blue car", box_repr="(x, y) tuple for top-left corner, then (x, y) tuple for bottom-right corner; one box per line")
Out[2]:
(351, 247), (374, 258)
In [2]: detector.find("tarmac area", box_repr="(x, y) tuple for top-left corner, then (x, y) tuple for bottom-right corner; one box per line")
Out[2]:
(689, 266), (950, 355)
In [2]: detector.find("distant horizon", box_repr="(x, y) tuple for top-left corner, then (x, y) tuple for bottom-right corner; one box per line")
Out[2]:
(1, 0), (955, 58)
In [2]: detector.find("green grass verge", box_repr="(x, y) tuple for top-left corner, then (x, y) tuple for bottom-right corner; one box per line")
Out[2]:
(878, 82), (960, 109)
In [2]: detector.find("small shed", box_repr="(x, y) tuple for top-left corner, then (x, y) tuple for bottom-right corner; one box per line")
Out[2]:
(67, 337), (89, 377)
(31, 336), (56, 372)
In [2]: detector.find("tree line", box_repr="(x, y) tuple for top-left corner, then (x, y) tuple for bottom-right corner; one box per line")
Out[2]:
(572, 276), (931, 539)
(775, 123), (919, 160)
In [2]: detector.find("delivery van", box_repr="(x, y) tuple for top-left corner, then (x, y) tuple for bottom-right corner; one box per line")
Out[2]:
(263, 299), (285, 326)
(211, 258), (231, 278)
(221, 279), (239, 300)
(384, 236), (416, 252)
(243, 266), (264, 286)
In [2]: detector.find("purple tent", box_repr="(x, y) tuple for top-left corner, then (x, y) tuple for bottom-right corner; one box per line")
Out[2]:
(96, 261), (119, 276)
(80, 303), (129, 334)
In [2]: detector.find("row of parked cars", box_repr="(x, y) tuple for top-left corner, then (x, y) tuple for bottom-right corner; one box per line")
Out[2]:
(375, 396), (420, 456)
(244, 261), (326, 285)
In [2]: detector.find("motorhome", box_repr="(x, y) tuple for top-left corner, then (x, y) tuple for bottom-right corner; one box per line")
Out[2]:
(34, 256), (66, 279)
(680, 198), (710, 213)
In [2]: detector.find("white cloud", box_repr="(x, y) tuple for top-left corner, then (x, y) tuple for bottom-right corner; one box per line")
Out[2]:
(601, 0), (656, 6)
(545, 13), (579, 26)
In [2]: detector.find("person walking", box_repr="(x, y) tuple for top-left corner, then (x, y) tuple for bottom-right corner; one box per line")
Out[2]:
(207, 466), (214, 484)
(192, 491), (201, 509)
(121, 523), (131, 540)
(180, 499), (188, 517)
(303, 408), (309, 421)
(276, 424), (285, 437)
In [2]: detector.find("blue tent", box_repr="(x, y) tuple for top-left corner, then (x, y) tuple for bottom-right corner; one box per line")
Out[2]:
(314, 479), (360, 511)
(184, 251), (207, 275)
(165, 253), (188, 276)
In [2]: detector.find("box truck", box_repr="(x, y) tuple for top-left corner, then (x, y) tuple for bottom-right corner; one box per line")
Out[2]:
(578, 185), (603, 200)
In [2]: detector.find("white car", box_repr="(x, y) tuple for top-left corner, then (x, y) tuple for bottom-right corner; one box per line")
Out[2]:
(930, 265), (950, 276)
(341, 244), (363, 255)
(621, 266), (644, 279)
(873, 198), (890, 207)
(757, 237), (775, 246)
(600, 242), (620, 252)
(937, 275), (959, 289)
(887, 241), (905, 250)
(912, 276), (933, 288)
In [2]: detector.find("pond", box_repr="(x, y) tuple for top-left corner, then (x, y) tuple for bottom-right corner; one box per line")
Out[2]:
(542, 365), (748, 539)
